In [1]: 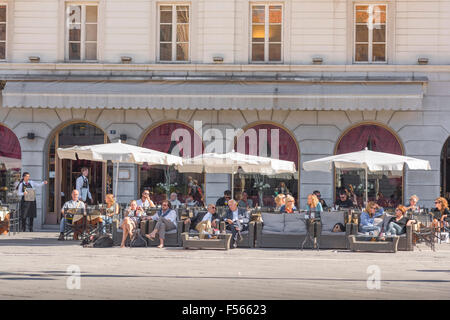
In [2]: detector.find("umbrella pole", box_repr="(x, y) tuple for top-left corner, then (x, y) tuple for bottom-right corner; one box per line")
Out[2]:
(365, 167), (368, 206)
(114, 162), (120, 199)
(231, 172), (234, 199)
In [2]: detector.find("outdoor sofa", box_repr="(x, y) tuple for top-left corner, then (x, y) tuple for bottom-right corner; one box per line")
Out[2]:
(350, 212), (414, 251)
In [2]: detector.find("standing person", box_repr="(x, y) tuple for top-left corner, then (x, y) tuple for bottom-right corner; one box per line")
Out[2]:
(145, 200), (178, 248)
(16, 172), (48, 232)
(136, 189), (156, 210)
(76, 167), (93, 204)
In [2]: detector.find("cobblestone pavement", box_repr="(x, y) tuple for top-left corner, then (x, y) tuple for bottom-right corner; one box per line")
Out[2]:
(1, 232), (449, 300)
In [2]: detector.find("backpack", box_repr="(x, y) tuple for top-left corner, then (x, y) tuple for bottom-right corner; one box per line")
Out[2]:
(81, 234), (114, 248)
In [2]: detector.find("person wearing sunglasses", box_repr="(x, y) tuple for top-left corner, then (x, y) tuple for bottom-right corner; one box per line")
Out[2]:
(335, 191), (354, 209)
(184, 204), (219, 238)
(145, 200), (177, 248)
(280, 195), (297, 213)
(385, 205), (416, 236)
(216, 190), (232, 207)
(136, 190), (156, 210)
(313, 190), (328, 209)
(431, 197), (449, 231)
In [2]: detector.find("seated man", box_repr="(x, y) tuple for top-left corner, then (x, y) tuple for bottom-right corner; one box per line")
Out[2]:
(136, 189), (156, 210)
(58, 189), (86, 241)
(184, 204), (219, 239)
(169, 192), (182, 209)
(335, 192), (354, 208)
(313, 190), (328, 209)
(145, 200), (178, 248)
(223, 199), (250, 248)
(216, 190), (231, 207)
(359, 201), (384, 235)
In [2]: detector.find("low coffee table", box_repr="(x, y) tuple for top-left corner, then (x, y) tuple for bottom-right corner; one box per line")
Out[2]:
(348, 235), (399, 253)
(182, 232), (232, 250)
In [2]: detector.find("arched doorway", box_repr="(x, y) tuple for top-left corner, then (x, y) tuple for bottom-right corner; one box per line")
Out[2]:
(140, 121), (204, 205)
(335, 123), (403, 208)
(235, 122), (300, 207)
(441, 137), (450, 202)
(46, 122), (110, 224)
(0, 124), (21, 204)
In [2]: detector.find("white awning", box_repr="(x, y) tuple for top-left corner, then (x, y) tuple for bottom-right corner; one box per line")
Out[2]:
(2, 80), (424, 110)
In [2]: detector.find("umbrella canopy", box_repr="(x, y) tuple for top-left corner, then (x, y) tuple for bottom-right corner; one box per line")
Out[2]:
(177, 151), (297, 175)
(0, 156), (22, 170)
(177, 151), (297, 198)
(302, 148), (431, 204)
(302, 148), (431, 174)
(57, 141), (183, 198)
(57, 141), (183, 166)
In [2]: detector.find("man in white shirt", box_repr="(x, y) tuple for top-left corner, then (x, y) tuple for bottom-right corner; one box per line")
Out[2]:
(76, 167), (92, 204)
(145, 200), (177, 248)
(58, 189), (86, 241)
(184, 204), (218, 238)
(136, 190), (155, 210)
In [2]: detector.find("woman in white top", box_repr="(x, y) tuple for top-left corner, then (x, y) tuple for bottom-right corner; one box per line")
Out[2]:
(16, 172), (47, 232)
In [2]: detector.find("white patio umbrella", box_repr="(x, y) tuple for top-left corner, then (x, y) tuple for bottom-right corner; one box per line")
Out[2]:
(177, 150), (297, 198)
(302, 148), (431, 204)
(57, 140), (183, 197)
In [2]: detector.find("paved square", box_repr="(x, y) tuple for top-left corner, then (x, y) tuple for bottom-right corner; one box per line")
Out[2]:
(1, 232), (450, 300)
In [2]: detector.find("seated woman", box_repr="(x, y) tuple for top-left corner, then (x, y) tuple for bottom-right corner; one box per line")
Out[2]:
(101, 194), (120, 234)
(359, 201), (384, 235)
(431, 197), (449, 231)
(280, 195), (297, 213)
(120, 200), (145, 248)
(274, 194), (286, 211)
(385, 205), (416, 236)
(305, 194), (323, 218)
(405, 195), (420, 213)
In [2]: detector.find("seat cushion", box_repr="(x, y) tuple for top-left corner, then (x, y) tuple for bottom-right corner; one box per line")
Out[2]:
(261, 213), (285, 233)
(321, 211), (345, 232)
(283, 213), (306, 234)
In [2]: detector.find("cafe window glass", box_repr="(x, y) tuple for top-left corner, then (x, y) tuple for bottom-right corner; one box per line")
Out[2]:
(234, 123), (299, 207)
(335, 124), (403, 208)
(140, 122), (203, 204)
(66, 4), (98, 61)
(0, 125), (21, 205)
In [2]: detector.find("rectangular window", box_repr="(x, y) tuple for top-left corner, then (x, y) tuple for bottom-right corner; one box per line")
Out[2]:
(159, 4), (190, 62)
(0, 5), (6, 60)
(354, 4), (386, 63)
(66, 4), (98, 61)
(251, 4), (282, 63)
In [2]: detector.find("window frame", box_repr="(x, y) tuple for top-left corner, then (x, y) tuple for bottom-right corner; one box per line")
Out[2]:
(249, 2), (284, 64)
(65, 2), (99, 62)
(0, 3), (7, 61)
(353, 3), (388, 64)
(157, 3), (191, 63)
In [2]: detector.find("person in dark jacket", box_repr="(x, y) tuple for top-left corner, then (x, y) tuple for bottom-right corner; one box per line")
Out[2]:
(184, 204), (219, 238)
(223, 199), (249, 248)
(216, 190), (231, 207)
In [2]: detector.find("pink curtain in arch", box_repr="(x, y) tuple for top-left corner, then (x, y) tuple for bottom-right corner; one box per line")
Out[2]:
(236, 123), (299, 170)
(0, 125), (21, 159)
(141, 122), (203, 169)
(336, 125), (402, 155)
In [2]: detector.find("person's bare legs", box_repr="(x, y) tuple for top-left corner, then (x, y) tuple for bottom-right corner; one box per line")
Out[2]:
(120, 217), (134, 248)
